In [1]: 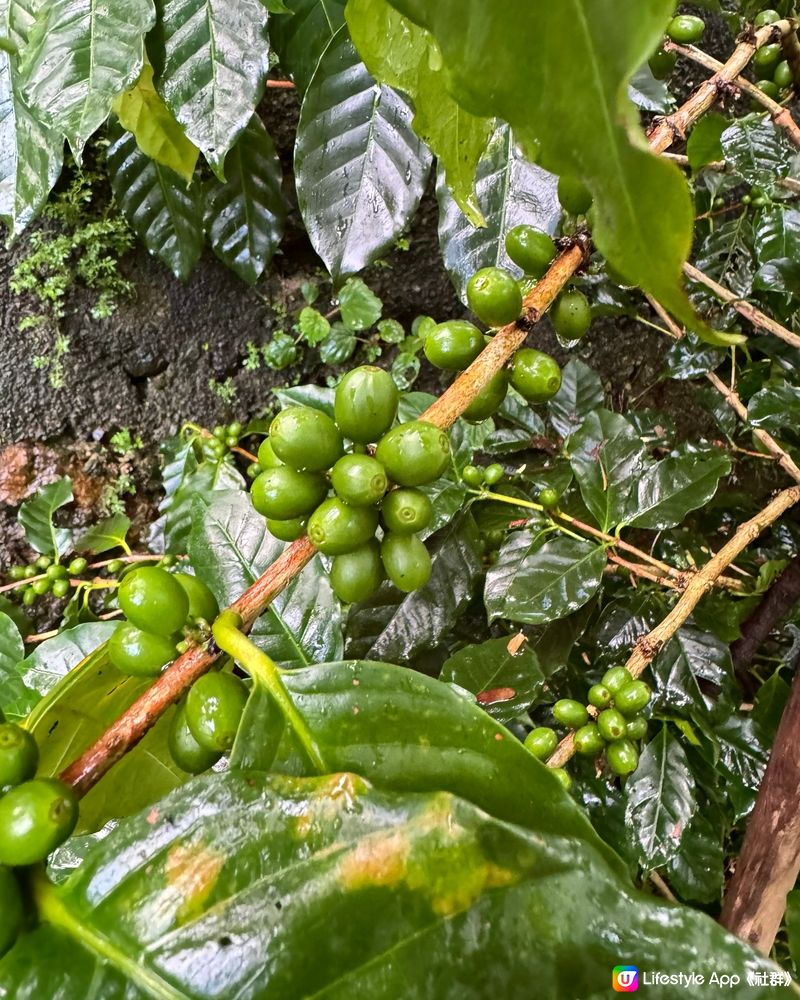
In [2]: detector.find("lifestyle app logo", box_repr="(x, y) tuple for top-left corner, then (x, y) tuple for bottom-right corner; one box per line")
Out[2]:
(612, 966), (639, 992)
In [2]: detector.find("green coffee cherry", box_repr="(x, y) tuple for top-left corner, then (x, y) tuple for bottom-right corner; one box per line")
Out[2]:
(334, 366), (399, 444)
(505, 225), (557, 277)
(551, 767), (571, 791)
(381, 488), (433, 535)
(601, 666), (632, 695)
(462, 370), (509, 423)
(21, 589), (35, 608)
(524, 726), (558, 760)
(251, 467), (328, 521)
(0, 724), (39, 790)
(185, 672), (249, 753)
(118, 566), (189, 637)
(8, 567), (25, 581)
(67, 557), (88, 576)
(755, 10), (780, 27)
(330, 541), (385, 604)
(484, 464), (504, 486)
(666, 14), (705, 43)
(756, 78), (780, 101)
(174, 574), (219, 624)
(109, 624), (177, 677)
(539, 488), (560, 510)
(466, 267), (524, 327)
(552, 699), (589, 730)
(424, 320), (485, 371)
(754, 43), (782, 75)
(381, 534), (432, 592)
(587, 684), (612, 709)
(107, 559), (125, 574)
(307, 498), (379, 556)
(269, 406), (343, 472)
(510, 349), (562, 404)
(45, 564), (66, 581)
(551, 289), (591, 341)
(649, 47), (677, 80)
(774, 61), (793, 88)
(626, 715), (649, 741)
(257, 439), (284, 470)
(607, 739), (640, 776)
(574, 723), (606, 756)
(0, 778), (79, 867)
(267, 517), (308, 542)
(169, 702), (222, 774)
(597, 709), (628, 743)
(52, 579), (70, 599)
(35, 556), (52, 571)
(558, 176), (593, 215)
(375, 421), (451, 487)
(614, 680), (652, 716)
(461, 466), (484, 488)
(331, 454), (388, 507)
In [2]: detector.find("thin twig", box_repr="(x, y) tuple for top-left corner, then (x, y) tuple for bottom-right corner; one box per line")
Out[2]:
(663, 152), (800, 194)
(683, 262), (800, 351)
(665, 38), (800, 147)
(548, 487), (800, 768)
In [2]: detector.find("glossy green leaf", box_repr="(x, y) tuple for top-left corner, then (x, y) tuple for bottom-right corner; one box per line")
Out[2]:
(686, 112), (727, 172)
(337, 276), (382, 330)
(629, 449), (731, 531)
(162, 456), (245, 551)
(714, 713), (769, 823)
(568, 410), (644, 532)
(189, 490), (343, 669)
(107, 123), (204, 279)
(547, 359), (604, 439)
(294, 25), (432, 279)
(346, 0), (492, 226)
(17, 475), (73, 556)
(721, 114), (795, 188)
(0, 611), (29, 718)
(436, 122), (559, 301)
(344, 514), (482, 665)
(16, 622), (118, 705)
(72, 514), (131, 554)
(112, 62), (198, 183)
(24, 636), (186, 832)
(650, 627), (738, 726)
(4, 0), (41, 51)
(484, 531), (607, 626)
(624, 726), (697, 869)
(204, 113), (286, 283)
(3, 765), (790, 998)
(20, 0), (154, 157)
(385, 0), (706, 340)
(666, 810), (724, 905)
(439, 635), (548, 724)
(152, 0), (269, 177)
(748, 382), (800, 434)
(268, 0), (345, 93)
(0, 44), (63, 237)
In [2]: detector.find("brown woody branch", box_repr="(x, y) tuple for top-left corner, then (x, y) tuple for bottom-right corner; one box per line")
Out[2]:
(731, 554), (800, 676)
(720, 668), (800, 953)
(547, 487), (800, 768)
(648, 20), (798, 152)
(664, 38), (800, 148)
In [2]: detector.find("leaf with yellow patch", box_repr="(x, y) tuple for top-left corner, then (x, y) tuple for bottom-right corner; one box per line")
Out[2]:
(112, 64), (198, 184)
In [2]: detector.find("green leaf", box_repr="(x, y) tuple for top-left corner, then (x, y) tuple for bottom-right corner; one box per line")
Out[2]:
(485, 532), (607, 626)
(24, 636), (186, 832)
(3, 766), (787, 998)
(568, 410), (644, 532)
(297, 306), (330, 345)
(437, 122), (560, 302)
(72, 514), (131, 554)
(111, 62), (198, 183)
(345, 513), (482, 665)
(152, 0), (270, 177)
(440, 635), (548, 724)
(318, 322), (357, 364)
(650, 627), (738, 727)
(107, 123), (204, 280)
(385, 0), (706, 341)
(629, 448), (731, 531)
(15, 622), (118, 706)
(204, 113), (286, 283)
(0, 47), (63, 237)
(547, 359), (604, 439)
(19, 0), (154, 158)
(714, 713), (769, 823)
(162, 456), (245, 551)
(666, 810), (724, 905)
(263, 330), (300, 369)
(188, 491), (343, 668)
(624, 726), (697, 869)
(337, 276), (382, 330)
(0, 611), (29, 718)
(748, 382), (800, 434)
(269, 0), (345, 93)
(686, 112), (727, 171)
(17, 475), (73, 556)
(294, 25), (432, 279)
(346, 0), (491, 226)
(721, 114), (795, 188)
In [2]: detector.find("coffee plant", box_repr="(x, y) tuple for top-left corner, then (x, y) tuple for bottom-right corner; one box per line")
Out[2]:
(6, 0), (800, 994)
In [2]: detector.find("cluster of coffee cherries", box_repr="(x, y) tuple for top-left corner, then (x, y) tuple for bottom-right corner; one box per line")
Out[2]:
(108, 565), (218, 678)
(250, 366), (447, 602)
(749, 10), (795, 99)
(524, 666), (652, 784)
(0, 714), (78, 954)
(6, 554), (89, 607)
(169, 670), (248, 775)
(204, 420), (243, 463)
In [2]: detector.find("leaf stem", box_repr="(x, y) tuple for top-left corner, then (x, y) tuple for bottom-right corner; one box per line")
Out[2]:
(212, 610), (327, 774)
